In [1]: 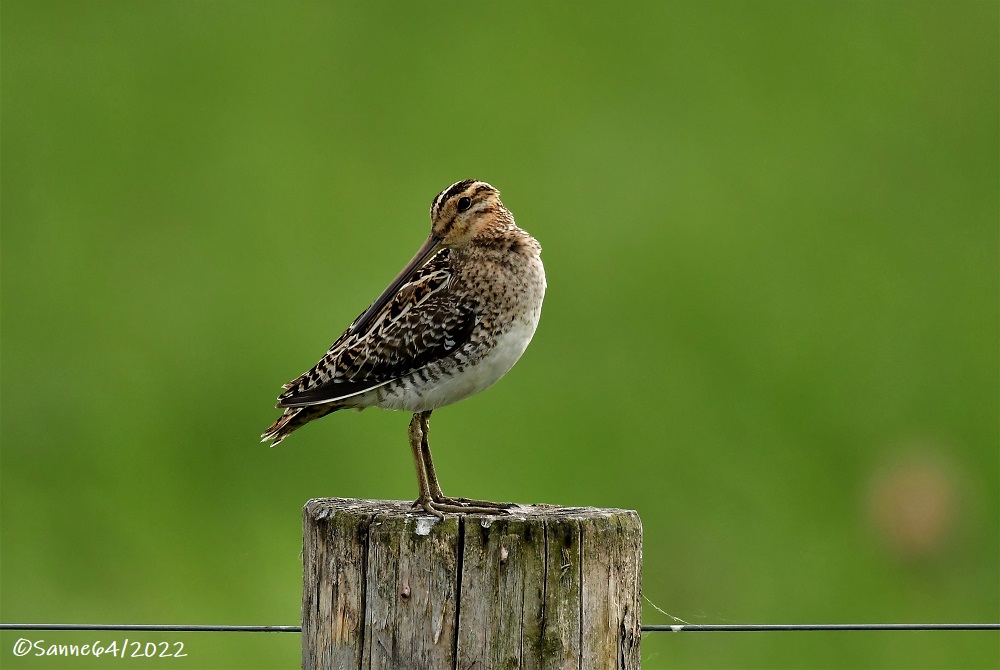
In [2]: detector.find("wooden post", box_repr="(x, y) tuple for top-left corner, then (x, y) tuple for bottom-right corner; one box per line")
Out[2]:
(302, 498), (642, 670)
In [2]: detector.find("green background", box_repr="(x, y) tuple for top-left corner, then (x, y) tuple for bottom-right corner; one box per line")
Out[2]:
(2, 1), (997, 668)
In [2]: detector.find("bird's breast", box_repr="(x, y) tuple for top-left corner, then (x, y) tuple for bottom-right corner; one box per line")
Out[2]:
(373, 246), (545, 412)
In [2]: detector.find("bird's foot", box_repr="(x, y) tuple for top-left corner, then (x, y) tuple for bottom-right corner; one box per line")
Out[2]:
(411, 496), (512, 518)
(436, 495), (515, 511)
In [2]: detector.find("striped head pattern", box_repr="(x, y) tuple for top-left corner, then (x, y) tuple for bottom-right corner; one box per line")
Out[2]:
(429, 180), (513, 248)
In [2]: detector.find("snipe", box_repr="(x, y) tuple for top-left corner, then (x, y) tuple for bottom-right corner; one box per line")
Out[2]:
(262, 180), (545, 517)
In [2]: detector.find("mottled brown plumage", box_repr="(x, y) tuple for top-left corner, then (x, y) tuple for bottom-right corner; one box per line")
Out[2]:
(262, 180), (545, 516)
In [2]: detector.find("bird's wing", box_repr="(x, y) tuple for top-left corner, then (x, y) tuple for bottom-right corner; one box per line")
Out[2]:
(276, 250), (476, 408)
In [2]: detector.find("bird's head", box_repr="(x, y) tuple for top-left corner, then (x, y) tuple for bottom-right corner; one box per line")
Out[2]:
(429, 180), (509, 248)
(347, 180), (510, 336)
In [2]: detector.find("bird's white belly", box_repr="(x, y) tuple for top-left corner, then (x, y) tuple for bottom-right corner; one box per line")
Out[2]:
(373, 319), (539, 412)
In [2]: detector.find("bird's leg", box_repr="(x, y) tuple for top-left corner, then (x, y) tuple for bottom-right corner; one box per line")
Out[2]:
(418, 411), (514, 512)
(408, 412), (511, 516)
(408, 413), (442, 518)
(417, 411), (446, 500)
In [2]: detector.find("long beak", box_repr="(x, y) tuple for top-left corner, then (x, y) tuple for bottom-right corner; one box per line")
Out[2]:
(349, 233), (443, 336)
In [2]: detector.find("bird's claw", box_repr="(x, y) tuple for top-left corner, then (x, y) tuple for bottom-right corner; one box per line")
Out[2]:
(437, 496), (515, 510)
(411, 496), (513, 517)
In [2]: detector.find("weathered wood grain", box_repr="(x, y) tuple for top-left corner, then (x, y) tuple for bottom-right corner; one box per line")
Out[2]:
(455, 513), (546, 668)
(580, 511), (642, 669)
(302, 499), (641, 670)
(365, 511), (460, 668)
(302, 499), (375, 670)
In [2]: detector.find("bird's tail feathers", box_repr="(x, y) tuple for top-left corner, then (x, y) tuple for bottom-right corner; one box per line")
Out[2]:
(261, 404), (341, 447)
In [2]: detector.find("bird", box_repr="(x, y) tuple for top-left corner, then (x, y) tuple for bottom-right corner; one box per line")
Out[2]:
(262, 180), (545, 518)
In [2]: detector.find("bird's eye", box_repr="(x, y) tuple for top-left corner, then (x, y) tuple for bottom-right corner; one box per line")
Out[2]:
(456, 197), (472, 212)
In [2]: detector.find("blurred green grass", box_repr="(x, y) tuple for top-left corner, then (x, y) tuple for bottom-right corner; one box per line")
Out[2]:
(2, 1), (997, 668)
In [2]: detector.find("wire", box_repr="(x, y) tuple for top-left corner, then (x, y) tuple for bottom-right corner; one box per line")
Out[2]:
(1, 623), (997, 633)
(642, 623), (1000, 632)
(0, 624), (300, 633)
